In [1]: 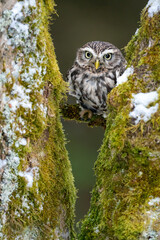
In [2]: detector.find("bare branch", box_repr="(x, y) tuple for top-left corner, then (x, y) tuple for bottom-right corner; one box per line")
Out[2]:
(60, 104), (106, 128)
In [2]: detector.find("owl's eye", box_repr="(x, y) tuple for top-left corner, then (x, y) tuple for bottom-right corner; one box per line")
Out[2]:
(85, 51), (93, 59)
(104, 53), (112, 60)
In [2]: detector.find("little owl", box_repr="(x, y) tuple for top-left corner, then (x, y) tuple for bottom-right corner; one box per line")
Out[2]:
(67, 41), (126, 118)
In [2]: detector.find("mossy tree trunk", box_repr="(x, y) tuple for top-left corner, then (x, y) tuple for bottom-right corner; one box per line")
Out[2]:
(79, 1), (160, 240)
(0, 0), (76, 239)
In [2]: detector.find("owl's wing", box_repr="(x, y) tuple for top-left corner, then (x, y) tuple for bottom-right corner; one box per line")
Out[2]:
(66, 68), (71, 82)
(66, 65), (82, 98)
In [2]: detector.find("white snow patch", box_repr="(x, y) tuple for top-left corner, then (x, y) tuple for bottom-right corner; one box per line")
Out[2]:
(11, 2), (23, 17)
(24, 0), (36, 7)
(21, 196), (30, 209)
(148, 197), (160, 206)
(0, 0), (46, 231)
(19, 167), (39, 188)
(142, 229), (159, 239)
(1, 152), (20, 207)
(138, 171), (143, 177)
(142, 202), (160, 239)
(94, 226), (99, 234)
(18, 117), (25, 126)
(12, 63), (21, 79)
(29, 66), (37, 75)
(148, 38), (154, 48)
(9, 84), (32, 112)
(7, 10), (29, 46)
(135, 28), (139, 35)
(129, 91), (159, 124)
(2, 213), (7, 225)
(0, 73), (7, 84)
(12, 0), (36, 17)
(146, 0), (160, 17)
(0, 159), (7, 169)
(15, 138), (27, 147)
(15, 210), (20, 217)
(131, 91), (158, 107)
(7, 0), (37, 51)
(39, 204), (43, 211)
(19, 169), (34, 188)
(19, 138), (27, 146)
(117, 66), (134, 86)
(39, 104), (47, 116)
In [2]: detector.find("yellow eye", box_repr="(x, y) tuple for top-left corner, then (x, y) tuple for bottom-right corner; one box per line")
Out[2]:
(85, 51), (92, 59)
(104, 53), (112, 60)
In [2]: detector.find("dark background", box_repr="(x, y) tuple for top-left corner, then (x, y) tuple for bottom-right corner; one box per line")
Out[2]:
(51, 0), (147, 221)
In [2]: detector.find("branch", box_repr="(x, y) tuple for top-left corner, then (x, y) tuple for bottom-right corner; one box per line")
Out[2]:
(60, 104), (106, 128)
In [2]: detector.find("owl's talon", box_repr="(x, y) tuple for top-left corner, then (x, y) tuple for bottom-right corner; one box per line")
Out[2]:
(80, 109), (93, 120)
(80, 117), (84, 121)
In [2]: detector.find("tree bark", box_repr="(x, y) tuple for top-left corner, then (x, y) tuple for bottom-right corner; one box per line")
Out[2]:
(61, 104), (106, 128)
(1, 0), (160, 239)
(79, 1), (160, 239)
(0, 0), (76, 239)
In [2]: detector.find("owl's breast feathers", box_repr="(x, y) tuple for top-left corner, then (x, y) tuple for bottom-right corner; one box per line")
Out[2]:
(67, 64), (122, 114)
(67, 41), (126, 115)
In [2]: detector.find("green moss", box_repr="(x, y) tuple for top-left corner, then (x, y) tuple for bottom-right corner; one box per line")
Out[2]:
(61, 103), (106, 128)
(0, 0), (76, 239)
(79, 6), (160, 240)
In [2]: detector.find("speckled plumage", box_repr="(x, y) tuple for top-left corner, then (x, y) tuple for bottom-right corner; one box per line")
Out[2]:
(67, 41), (126, 116)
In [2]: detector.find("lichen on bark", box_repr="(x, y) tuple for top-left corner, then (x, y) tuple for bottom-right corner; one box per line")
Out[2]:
(79, 1), (160, 239)
(0, 0), (76, 239)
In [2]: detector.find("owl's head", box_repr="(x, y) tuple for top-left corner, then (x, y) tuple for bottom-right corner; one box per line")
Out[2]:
(76, 41), (125, 72)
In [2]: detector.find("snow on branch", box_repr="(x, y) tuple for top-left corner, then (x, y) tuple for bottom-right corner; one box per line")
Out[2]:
(129, 91), (159, 124)
(146, 0), (160, 17)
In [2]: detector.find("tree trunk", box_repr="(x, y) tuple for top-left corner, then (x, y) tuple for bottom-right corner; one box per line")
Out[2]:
(79, 1), (160, 239)
(0, 0), (76, 239)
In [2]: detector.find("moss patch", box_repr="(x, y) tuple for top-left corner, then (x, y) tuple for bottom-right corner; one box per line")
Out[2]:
(0, 0), (76, 239)
(79, 4), (160, 240)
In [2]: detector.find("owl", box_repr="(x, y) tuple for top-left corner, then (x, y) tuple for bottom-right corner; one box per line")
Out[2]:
(67, 41), (126, 118)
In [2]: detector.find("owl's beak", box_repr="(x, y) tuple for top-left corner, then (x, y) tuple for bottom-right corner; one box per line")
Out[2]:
(95, 59), (100, 70)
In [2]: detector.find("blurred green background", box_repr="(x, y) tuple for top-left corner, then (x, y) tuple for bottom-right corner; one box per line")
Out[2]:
(51, 0), (147, 221)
